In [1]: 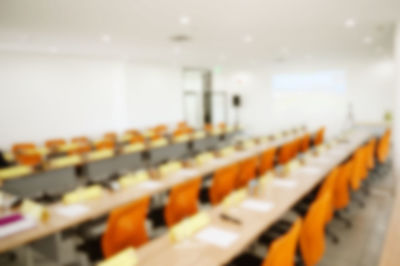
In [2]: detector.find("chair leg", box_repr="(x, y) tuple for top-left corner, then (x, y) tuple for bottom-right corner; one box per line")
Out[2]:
(326, 226), (339, 244)
(334, 211), (352, 228)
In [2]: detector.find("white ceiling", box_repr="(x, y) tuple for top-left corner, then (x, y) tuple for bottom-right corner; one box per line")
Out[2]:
(0, 0), (399, 66)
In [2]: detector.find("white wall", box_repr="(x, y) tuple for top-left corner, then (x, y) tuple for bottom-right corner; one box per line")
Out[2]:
(213, 57), (396, 138)
(0, 53), (183, 148)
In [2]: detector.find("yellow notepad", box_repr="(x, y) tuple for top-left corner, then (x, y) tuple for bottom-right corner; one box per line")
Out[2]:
(62, 185), (103, 204)
(49, 155), (82, 169)
(0, 165), (33, 180)
(283, 159), (301, 176)
(87, 149), (114, 161)
(243, 140), (255, 149)
(193, 131), (206, 139)
(122, 143), (145, 154)
(196, 152), (215, 165)
(118, 171), (150, 188)
(20, 200), (49, 222)
(150, 138), (168, 148)
(220, 146), (235, 157)
(169, 212), (210, 242)
(174, 134), (190, 143)
(97, 247), (138, 266)
(222, 189), (248, 208)
(159, 161), (182, 177)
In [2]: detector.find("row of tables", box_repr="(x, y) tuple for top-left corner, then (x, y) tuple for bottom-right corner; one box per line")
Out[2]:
(134, 129), (372, 266)
(0, 129), (302, 254)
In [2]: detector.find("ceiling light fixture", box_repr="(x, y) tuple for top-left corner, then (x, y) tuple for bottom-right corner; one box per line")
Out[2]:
(179, 16), (191, 25)
(345, 18), (356, 28)
(243, 35), (253, 43)
(101, 34), (111, 43)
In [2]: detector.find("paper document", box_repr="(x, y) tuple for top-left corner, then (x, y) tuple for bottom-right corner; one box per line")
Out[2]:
(0, 216), (36, 238)
(173, 169), (200, 179)
(241, 199), (274, 212)
(272, 179), (297, 188)
(299, 167), (321, 175)
(195, 226), (239, 248)
(55, 204), (89, 218)
(137, 180), (162, 190)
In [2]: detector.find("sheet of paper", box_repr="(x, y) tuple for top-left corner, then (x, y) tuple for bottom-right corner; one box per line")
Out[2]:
(311, 157), (332, 164)
(240, 199), (274, 212)
(272, 179), (297, 188)
(195, 226), (239, 248)
(137, 180), (163, 191)
(0, 216), (36, 238)
(299, 167), (321, 175)
(55, 204), (89, 218)
(173, 169), (201, 179)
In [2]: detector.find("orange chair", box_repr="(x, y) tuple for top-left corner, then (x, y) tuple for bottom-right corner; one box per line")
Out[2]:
(12, 143), (36, 155)
(299, 134), (310, 153)
(102, 197), (150, 258)
(204, 123), (213, 133)
(236, 157), (258, 188)
(95, 139), (115, 150)
(68, 143), (91, 155)
(164, 178), (201, 227)
(259, 147), (277, 175)
(104, 132), (117, 141)
(45, 139), (66, 150)
(333, 162), (352, 210)
(316, 168), (339, 223)
(377, 129), (391, 164)
(278, 142), (294, 165)
(72, 136), (90, 144)
(314, 127), (325, 146)
(366, 138), (376, 170)
(129, 134), (145, 144)
(209, 164), (238, 205)
(349, 150), (363, 191)
(299, 192), (331, 266)
(15, 150), (42, 166)
(262, 218), (302, 266)
(291, 138), (302, 158)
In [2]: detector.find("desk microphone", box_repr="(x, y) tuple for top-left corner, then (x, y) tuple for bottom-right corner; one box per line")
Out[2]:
(220, 213), (242, 225)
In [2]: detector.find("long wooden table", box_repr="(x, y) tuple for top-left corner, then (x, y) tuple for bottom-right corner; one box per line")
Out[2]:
(0, 132), (302, 254)
(135, 130), (372, 266)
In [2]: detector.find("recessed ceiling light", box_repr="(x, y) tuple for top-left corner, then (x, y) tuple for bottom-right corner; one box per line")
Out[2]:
(243, 35), (253, 43)
(179, 16), (191, 25)
(363, 36), (373, 44)
(101, 34), (111, 43)
(345, 18), (356, 28)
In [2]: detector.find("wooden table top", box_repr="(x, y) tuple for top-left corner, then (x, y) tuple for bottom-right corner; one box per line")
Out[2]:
(135, 130), (371, 266)
(0, 132), (302, 253)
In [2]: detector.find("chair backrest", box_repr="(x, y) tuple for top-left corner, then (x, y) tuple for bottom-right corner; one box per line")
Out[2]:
(262, 218), (302, 266)
(333, 162), (351, 210)
(236, 157), (258, 188)
(278, 142), (293, 165)
(15, 150), (42, 166)
(300, 192), (330, 266)
(104, 132), (117, 141)
(102, 197), (150, 258)
(367, 138), (376, 170)
(96, 139), (115, 150)
(45, 139), (66, 149)
(164, 178), (201, 227)
(209, 164), (238, 205)
(377, 129), (391, 163)
(317, 167), (338, 223)
(314, 127), (325, 146)
(12, 143), (36, 154)
(299, 134), (310, 153)
(349, 150), (362, 191)
(259, 147), (277, 175)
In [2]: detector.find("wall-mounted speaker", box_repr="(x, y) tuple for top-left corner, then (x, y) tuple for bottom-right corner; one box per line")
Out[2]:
(233, 94), (241, 107)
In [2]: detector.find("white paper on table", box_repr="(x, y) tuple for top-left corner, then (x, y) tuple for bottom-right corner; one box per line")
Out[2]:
(299, 167), (321, 175)
(137, 180), (163, 190)
(272, 179), (297, 188)
(312, 157), (332, 164)
(55, 204), (89, 218)
(240, 199), (274, 213)
(195, 226), (239, 248)
(0, 216), (36, 238)
(173, 169), (201, 179)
